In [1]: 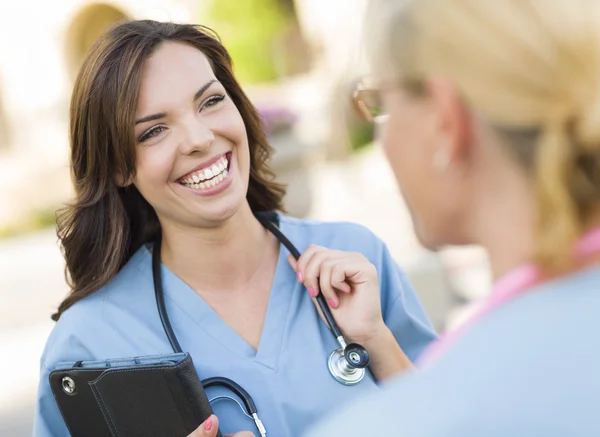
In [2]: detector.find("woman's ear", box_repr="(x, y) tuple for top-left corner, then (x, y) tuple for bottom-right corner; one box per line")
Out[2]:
(426, 76), (472, 166)
(115, 173), (133, 187)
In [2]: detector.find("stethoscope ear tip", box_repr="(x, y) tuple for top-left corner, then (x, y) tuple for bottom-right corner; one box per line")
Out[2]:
(344, 343), (370, 369)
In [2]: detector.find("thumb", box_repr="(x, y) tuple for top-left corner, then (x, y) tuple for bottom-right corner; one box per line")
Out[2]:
(287, 254), (298, 272)
(189, 415), (219, 437)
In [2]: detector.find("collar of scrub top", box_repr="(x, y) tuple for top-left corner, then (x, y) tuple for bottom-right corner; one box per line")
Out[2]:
(151, 211), (373, 436)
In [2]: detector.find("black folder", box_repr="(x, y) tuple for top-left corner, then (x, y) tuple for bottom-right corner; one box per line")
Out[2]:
(49, 352), (221, 437)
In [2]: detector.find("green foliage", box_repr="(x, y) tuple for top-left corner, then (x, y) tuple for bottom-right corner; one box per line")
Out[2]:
(203, 0), (296, 84)
(0, 207), (57, 239)
(349, 122), (375, 153)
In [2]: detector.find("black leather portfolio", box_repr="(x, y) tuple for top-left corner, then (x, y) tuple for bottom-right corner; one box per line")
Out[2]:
(49, 352), (220, 437)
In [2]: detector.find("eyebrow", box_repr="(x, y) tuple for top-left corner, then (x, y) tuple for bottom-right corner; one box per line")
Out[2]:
(134, 79), (219, 125)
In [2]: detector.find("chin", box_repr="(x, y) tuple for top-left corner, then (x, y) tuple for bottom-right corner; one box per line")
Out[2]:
(197, 192), (249, 227)
(413, 219), (445, 252)
(415, 231), (440, 251)
(414, 218), (471, 251)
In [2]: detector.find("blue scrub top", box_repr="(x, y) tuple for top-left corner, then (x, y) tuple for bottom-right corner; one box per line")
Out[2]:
(306, 266), (600, 437)
(33, 215), (437, 437)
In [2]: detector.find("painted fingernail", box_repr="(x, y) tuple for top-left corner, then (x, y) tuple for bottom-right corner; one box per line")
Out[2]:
(297, 272), (304, 282)
(328, 299), (337, 309)
(308, 287), (317, 297)
(203, 415), (213, 431)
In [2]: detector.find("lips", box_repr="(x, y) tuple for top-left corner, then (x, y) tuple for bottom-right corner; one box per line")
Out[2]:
(177, 152), (232, 190)
(177, 152), (231, 184)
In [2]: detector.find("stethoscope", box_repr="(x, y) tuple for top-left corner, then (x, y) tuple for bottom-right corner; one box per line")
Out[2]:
(152, 211), (371, 437)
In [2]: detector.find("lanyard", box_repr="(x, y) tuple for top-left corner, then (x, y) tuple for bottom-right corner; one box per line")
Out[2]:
(417, 226), (600, 368)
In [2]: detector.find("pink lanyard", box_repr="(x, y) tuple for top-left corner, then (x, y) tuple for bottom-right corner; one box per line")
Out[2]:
(417, 226), (600, 369)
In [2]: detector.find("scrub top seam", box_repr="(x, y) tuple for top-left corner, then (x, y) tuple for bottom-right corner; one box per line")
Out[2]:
(137, 256), (276, 364)
(130, 250), (249, 358)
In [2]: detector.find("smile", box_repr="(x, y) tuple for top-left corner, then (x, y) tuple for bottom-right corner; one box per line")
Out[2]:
(179, 153), (231, 190)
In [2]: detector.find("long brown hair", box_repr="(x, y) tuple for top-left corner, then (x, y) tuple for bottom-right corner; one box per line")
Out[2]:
(53, 20), (286, 321)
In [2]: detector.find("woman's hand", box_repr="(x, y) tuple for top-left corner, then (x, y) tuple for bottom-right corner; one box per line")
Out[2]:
(289, 245), (414, 380)
(188, 415), (254, 437)
(288, 245), (387, 344)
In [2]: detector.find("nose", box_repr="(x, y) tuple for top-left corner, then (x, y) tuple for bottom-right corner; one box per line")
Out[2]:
(179, 116), (215, 155)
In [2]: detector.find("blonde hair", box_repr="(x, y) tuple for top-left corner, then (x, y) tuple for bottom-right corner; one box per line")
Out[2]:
(367, 0), (600, 269)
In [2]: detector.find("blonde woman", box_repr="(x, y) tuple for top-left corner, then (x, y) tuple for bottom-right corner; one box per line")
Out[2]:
(306, 0), (600, 435)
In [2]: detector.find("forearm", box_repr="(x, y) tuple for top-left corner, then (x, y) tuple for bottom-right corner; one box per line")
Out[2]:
(359, 326), (414, 382)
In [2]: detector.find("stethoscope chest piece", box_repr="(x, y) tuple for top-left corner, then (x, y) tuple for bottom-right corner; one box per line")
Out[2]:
(328, 349), (365, 385)
(327, 338), (370, 385)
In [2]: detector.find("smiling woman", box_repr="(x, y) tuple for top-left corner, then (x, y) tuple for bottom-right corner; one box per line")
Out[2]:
(57, 23), (284, 315)
(128, 41), (255, 230)
(32, 20), (437, 437)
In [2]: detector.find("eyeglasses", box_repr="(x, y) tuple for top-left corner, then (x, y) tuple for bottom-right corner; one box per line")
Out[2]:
(351, 78), (385, 123)
(352, 76), (427, 124)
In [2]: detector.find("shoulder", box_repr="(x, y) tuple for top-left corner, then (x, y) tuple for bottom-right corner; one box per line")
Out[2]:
(307, 351), (529, 437)
(278, 214), (385, 255)
(462, 266), (600, 359)
(306, 367), (478, 437)
(41, 246), (154, 369)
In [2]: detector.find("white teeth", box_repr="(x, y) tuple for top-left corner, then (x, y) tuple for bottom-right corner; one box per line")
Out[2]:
(181, 155), (230, 189)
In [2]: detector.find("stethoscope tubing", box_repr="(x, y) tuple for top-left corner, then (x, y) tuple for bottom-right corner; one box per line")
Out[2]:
(151, 211), (363, 436)
(254, 211), (344, 339)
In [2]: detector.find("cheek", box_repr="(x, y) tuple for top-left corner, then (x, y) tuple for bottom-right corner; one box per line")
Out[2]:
(214, 103), (250, 164)
(217, 105), (246, 138)
(379, 112), (429, 193)
(134, 144), (176, 194)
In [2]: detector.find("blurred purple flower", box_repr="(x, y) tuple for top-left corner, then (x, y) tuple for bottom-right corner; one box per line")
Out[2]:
(257, 106), (298, 136)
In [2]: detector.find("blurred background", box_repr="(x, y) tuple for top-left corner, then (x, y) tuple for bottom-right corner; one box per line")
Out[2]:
(0, 0), (491, 435)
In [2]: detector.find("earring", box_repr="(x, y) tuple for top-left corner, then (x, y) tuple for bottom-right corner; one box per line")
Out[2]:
(432, 149), (451, 170)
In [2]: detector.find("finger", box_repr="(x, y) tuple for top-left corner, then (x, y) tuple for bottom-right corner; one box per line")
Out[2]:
(302, 248), (333, 297)
(287, 254), (297, 270)
(341, 256), (378, 285)
(311, 295), (332, 328)
(287, 255), (300, 279)
(296, 245), (326, 296)
(189, 415), (219, 437)
(224, 432), (255, 437)
(330, 263), (352, 294)
(317, 259), (338, 308)
(294, 244), (323, 279)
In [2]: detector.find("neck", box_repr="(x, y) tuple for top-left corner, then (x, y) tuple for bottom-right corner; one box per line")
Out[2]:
(478, 209), (600, 283)
(473, 196), (600, 283)
(468, 161), (536, 281)
(159, 204), (277, 292)
(479, 222), (534, 281)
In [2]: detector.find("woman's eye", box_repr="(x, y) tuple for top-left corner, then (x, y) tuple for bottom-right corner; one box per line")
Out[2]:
(138, 125), (166, 143)
(201, 94), (226, 111)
